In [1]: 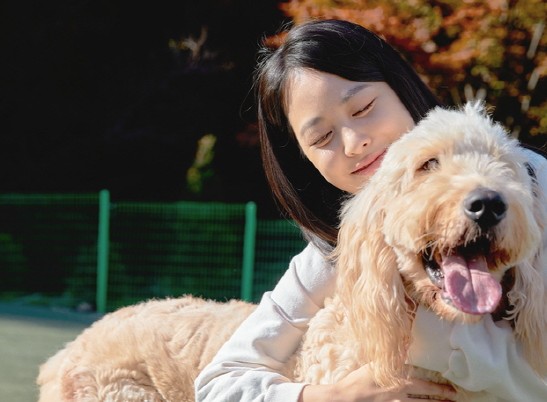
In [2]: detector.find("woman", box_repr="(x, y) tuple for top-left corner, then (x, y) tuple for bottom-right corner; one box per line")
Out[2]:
(195, 19), (547, 402)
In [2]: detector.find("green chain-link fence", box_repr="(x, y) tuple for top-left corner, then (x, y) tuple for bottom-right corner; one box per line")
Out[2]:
(0, 191), (306, 312)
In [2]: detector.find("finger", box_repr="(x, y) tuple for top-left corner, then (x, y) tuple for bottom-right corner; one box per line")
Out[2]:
(403, 379), (457, 401)
(406, 395), (452, 401)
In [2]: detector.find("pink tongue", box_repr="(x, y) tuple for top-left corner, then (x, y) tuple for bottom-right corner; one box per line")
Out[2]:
(441, 254), (502, 315)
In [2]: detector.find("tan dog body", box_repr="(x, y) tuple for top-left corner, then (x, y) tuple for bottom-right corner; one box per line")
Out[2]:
(296, 103), (546, 400)
(37, 296), (254, 402)
(38, 103), (546, 401)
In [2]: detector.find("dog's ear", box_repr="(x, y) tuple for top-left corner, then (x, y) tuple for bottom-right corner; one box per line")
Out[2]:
(510, 175), (547, 377)
(334, 188), (412, 387)
(510, 258), (547, 377)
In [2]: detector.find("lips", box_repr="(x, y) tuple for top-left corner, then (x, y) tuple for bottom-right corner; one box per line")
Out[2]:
(351, 149), (386, 175)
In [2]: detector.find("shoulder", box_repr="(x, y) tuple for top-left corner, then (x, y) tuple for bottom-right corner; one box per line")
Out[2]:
(291, 243), (336, 288)
(292, 242), (332, 268)
(272, 242), (336, 310)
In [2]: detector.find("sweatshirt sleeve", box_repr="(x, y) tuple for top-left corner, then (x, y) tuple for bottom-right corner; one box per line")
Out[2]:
(194, 243), (336, 402)
(408, 150), (547, 401)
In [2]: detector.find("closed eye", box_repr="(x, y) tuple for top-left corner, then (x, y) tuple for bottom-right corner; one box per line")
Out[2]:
(311, 131), (333, 147)
(352, 99), (375, 117)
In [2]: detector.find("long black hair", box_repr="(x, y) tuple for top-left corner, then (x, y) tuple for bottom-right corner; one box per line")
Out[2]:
(255, 19), (442, 251)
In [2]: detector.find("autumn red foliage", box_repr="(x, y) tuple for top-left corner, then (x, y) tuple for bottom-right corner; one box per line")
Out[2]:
(275, 0), (546, 145)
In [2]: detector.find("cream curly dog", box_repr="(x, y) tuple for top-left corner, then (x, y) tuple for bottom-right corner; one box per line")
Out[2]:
(37, 103), (546, 401)
(295, 102), (546, 400)
(37, 296), (255, 402)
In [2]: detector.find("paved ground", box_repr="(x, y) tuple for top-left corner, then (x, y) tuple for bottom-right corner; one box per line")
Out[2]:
(0, 302), (102, 402)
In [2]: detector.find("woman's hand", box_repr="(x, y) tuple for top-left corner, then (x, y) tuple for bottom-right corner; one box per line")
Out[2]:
(299, 364), (457, 402)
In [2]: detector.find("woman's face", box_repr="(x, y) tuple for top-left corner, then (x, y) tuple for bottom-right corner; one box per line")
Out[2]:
(285, 69), (415, 194)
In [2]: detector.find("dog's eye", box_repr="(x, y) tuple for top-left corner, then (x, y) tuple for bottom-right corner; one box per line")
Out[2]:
(420, 158), (440, 171)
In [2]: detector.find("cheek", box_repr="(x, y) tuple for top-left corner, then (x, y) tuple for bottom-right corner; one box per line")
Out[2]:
(309, 152), (351, 189)
(384, 108), (414, 137)
(306, 149), (335, 172)
(400, 115), (415, 135)
(366, 116), (410, 143)
(390, 119), (414, 141)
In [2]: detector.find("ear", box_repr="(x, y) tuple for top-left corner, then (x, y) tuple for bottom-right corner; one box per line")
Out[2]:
(509, 257), (547, 377)
(334, 190), (412, 387)
(509, 171), (547, 377)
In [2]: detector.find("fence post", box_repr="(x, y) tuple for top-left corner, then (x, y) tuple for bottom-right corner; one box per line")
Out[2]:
(241, 201), (257, 301)
(96, 189), (110, 313)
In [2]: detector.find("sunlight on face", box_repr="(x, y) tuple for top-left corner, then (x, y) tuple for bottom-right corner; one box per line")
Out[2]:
(286, 69), (415, 193)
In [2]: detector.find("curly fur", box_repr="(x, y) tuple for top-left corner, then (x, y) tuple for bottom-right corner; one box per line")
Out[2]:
(37, 296), (255, 402)
(296, 102), (547, 399)
(37, 103), (546, 401)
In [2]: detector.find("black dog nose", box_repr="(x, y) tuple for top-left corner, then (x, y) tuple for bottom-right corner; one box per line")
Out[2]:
(463, 188), (507, 229)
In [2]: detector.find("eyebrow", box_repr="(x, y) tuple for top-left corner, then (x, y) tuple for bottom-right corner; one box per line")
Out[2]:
(341, 83), (370, 103)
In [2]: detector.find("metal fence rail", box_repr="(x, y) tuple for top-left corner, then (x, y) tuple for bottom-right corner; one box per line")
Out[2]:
(0, 191), (306, 312)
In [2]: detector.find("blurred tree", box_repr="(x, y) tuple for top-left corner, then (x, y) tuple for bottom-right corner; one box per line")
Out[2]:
(186, 134), (218, 197)
(0, 0), (287, 216)
(277, 0), (546, 146)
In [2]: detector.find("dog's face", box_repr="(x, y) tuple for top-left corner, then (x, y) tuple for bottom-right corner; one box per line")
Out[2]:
(342, 102), (543, 323)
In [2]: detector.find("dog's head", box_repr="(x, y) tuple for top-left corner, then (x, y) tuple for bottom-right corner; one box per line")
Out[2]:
(334, 102), (546, 384)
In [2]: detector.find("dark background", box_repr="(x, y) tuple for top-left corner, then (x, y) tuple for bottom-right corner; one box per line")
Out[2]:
(2, 1), (545, 219)
(1, 0), (288, 216)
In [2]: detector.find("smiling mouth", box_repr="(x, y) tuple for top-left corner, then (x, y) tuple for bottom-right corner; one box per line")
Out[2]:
(421, 236), (503, 315)
(352, 150), (386, 174)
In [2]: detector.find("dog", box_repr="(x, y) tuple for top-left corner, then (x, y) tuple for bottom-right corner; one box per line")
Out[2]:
(37, 102), (546, 401)
(37, 296), (255, 402)
(295, 102), (547, 400)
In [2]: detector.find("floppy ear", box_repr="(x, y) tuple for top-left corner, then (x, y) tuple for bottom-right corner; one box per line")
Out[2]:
(510, 258), (547, 377)
(509, 175), (547, 377)
(334, 188), (413, 387)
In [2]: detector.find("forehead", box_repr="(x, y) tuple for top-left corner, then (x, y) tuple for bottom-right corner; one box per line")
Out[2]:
(284, 68), (350, 104)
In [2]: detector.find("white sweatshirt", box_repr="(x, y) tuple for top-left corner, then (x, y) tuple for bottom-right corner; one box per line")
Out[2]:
(195, 150), (547, 402)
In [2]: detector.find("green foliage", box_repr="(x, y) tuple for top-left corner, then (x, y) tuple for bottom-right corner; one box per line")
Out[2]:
(186, 134), (218, 196)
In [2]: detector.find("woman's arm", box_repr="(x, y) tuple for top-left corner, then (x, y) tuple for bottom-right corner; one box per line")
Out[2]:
(194, 292), (308, 402)
(195, 243), (337, 402)
(195, 242), (458, 402)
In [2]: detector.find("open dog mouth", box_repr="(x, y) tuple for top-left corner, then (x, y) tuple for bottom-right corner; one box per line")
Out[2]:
(421, 237), (502, 315)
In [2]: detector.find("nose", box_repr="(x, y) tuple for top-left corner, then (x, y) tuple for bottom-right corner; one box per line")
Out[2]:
(342, 126), (370, 156)
(463, 187), (507, 230)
